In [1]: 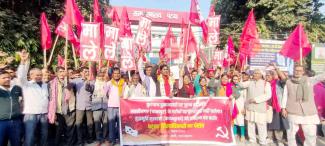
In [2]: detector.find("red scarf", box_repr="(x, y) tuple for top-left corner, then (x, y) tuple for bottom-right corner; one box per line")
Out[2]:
(221, 82), (233, 97)
(163, 75), (171, 96)
(270, 79), (281, 113)
(185, 83), (195, 96)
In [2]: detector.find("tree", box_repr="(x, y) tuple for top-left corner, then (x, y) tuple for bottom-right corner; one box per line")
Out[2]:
(0, 0), (110, 68)
(214, 0), (325, 50)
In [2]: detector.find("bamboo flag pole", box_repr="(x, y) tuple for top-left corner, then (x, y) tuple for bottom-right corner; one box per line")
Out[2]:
(64, 26), (69, 84)
(47, 35), (59, 65)
(43, 49), (47, 68)
(71, 44), (79, 69)
(184, 23), (191, 62)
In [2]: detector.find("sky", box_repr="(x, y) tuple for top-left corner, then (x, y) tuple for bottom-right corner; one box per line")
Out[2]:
(110, 0), (211, 18)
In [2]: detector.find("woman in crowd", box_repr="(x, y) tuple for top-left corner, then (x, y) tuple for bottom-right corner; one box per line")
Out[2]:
(231, 75), (246, 142)
(194, 69), (209, 97)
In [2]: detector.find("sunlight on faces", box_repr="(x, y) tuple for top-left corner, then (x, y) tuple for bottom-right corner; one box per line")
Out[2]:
(191, 71), (197, 80)
(112, 70), (121, 80)
(199, 77), (207, 87)
(294, 66), (304, 78)
(161, 66), (169, 76)
(132, 74), (140, 84)
(0, 73), (11, 87)
(183, 75), (191, 85)
(29, 68), (42, 82)
(221, 75), (228, 84)
(145, 66), (152, 76)
(253, 69), (263, 80)
(232, 76), (239, 84)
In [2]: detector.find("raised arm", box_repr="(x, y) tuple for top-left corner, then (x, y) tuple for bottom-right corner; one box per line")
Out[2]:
(16, 51), (30, 86)
(137, 57), (146, 81)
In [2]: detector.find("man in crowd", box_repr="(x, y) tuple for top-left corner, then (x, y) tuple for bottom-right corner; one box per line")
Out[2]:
(105, 67), (126, 145)
(0, 69), (23, 146)
(72, 67), (94, 145)
(282, 65), (325, 146)
(123, 72), (147, 98)
(48, 66), (76, 146)
(240, 69), (272, 145)
(138, 56), (156, 97)
(17, 51), (49, 146)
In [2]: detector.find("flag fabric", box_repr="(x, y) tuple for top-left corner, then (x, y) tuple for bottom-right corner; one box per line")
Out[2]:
(93, 0), (103, 23)
(55, 16), (80, 47)
(64, 0), (84, 31)
(223, 36), (236, 67)
(57, 54), (65, 67)
(110, 8), (120, 27)
(208, 0), (216, 17)
(40, 12), (52, 51)
(159, 25), (177, 60)
(239, 9), (261, 57)
(227, 35), (235, 56)
(279, 23), (312, 61)
(189, 0), (208, 44)
(119, 7), (133, 37)
(93, 0), (104, 50)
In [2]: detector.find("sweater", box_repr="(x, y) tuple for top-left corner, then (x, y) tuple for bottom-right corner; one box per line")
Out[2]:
(0, 85), (22, 120)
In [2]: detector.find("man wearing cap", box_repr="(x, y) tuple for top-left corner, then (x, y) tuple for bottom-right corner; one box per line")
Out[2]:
(282, 65), (325, 146)
(240, 69), (272, 145)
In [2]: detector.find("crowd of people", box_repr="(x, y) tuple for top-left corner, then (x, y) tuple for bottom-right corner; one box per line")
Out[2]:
(0, 49), (324, 146)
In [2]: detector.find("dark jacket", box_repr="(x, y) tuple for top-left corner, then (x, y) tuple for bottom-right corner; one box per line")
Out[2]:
(0, 86), (22, 120)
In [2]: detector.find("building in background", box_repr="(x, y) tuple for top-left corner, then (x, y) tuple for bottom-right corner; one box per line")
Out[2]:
(114, 6), (205, 64)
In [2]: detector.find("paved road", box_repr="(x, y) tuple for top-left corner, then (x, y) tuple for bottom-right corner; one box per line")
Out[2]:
(86, 136), (325, 146)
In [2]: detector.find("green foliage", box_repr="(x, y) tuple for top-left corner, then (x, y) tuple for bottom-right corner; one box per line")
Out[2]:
(215, 0), (325, 50)
(0, 0), (109, 68)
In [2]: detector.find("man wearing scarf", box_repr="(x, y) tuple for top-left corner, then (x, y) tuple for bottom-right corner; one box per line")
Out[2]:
(48, 66), (76, 146)
(282, 65), (325, 146)
(104, 67), (126, 145)
(155, 64), (174, 97)
(239, 69), (272, 145)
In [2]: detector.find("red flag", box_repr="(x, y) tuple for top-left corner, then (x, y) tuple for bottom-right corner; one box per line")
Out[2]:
(239, 9), (261, 57)
(57, 54), (65, 67)
(93, 0), (104, 50)
(189, 0), (208, 44)
(208, 0), (216, 17)
(185, 27), (198, 54)
(279, 23), (312, 61)
(159, 25), (177, 60)
(110, 8), (120, 27)
(64, 0), (84, 31)
(119, 7), (133, 37)
(93, 0), (103, 23)
(55, 17), (79, 46)
(40, 12), (52, 51)
(227, 35), (235, 56)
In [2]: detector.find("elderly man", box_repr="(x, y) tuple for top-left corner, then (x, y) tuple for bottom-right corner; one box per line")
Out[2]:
(47, 66), (76, 146)
(123, 72), (147, 98)
(240, 69), (272, 145)
(138, 56), (156, 97)
(17, 51), (49, 146)
(282, 65), (325, 146)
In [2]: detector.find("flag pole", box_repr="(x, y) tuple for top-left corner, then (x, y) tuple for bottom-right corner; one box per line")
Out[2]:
(64, 26), (69, 84)
(43, 49), (47, 68)
(299, 24), (302, 66)
(71, 44), (79, 69)
(184, 22), (191, 62)
(47, 35), (59, 65)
